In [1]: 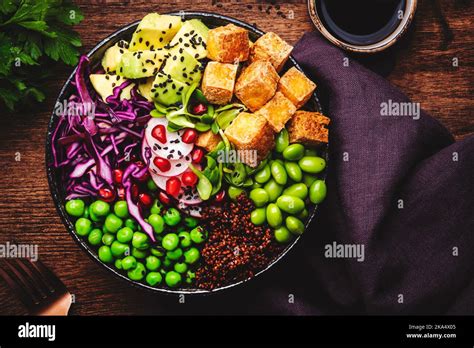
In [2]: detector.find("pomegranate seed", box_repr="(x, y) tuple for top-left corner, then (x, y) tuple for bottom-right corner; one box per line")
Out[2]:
(151, 124), (167, 144)
(158, 191), (171, 205)
(113, 169), (123, 184)
(131, 184), (139, 201)
(153, 157), (171, 172)
(214, 190), (225, 203)
(192, 103), (207, 115)
(181, 171), (198, 187)
(99, 188), (115, 202)
(138, 193), (153, 208)
(191, 148), (204, 163)
(166, 177), (181, 197)
(117, 186), (125, 200)
(181, 129), (198, 144)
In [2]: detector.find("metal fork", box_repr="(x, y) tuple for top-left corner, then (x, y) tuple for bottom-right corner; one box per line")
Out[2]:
(0, 258), (71, 315)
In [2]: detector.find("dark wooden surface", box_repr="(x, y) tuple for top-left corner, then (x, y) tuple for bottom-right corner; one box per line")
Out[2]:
(0, 0), (472, 315)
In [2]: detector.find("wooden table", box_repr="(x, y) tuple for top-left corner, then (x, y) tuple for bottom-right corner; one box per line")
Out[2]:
(0, 0), (472, 315)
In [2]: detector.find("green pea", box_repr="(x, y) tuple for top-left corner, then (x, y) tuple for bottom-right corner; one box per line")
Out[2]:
(164, 208), (181, 226)
(114, 259), (123, 270)
(270, 161), (288, 185)
(166, 248), (183, 260)
(65, 199), (85, 217)
(305, 148), (318, 156)
(184, 216), (199, 228)
(111, 241), (130, 257)
(125, 218), (138, 230)
(127, 262), (146, 281)
(298, 156), (326, 174)
(121, 255), (137, 270)
(286, 216), (305, 235)
(82, 206), (90, 219)
(162, 233), (179, 251)
(283, 144), (305, 161)
(310, 180), (327, 204)
(132, 247), (147, 259)
(190, 226), (207, 244)
(104, 214), (123, 233)
(146, 272), (162, 286)
(284, 162), (303, 182)
(249, 188), (269, 207)
(113, 200), (129, 218)
(250, 208), (266, 225)
(98, 245), (113, 263)
(150, 199), (163, 215)
(184, 247), (200, 264)
(174, 262), (188, 274)
(147, 178), (158, 192)
(88, 228), (103, 246)
(165, 271), (182, 287)
(303, 174), (318, 187)
(275, 128), (289, 153)
(254, 164), (271, 184)
(91, 200), (110, 217)
(178, 231), (192, 248)
(148, 214), (165, 234)
(276, 195), (305, 214)
(283, 183), (308, 200)
(102, 233), (115, 246)
(145, 255), (161, 271)
(263, 179), (284, 202)
(116, 227), (133, 243)
(150, 247), (165, 258)
(132, 232), (149, 250)
(88, 206), (101, 222)
(274, 226), (292, 243)
(163, 257), (173, 268)
(297, 208), (309, 220)
(75, 217), (92, 236)
(266, 203), (283, 228)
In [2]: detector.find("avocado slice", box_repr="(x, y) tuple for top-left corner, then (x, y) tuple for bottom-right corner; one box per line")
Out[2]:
(129, 13), (183, 51)
(169, 19), (209, 59)
(151, 73), (190, 106)
(101, 40), (129, 73)
(161, 47), (202, 85)
(137, 77), (154, 102)
(116, 49), (168, 79)
(89, 74), (134, 101)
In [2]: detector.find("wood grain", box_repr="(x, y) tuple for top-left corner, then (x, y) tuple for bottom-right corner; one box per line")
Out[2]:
(0, 0), (472, 315)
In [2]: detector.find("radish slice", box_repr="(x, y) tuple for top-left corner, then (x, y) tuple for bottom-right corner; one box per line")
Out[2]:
(142, 139), (192, 177)
(145, 118), (193, 160)
(177, 202), (202, 218)
(178, 186), (202, 205)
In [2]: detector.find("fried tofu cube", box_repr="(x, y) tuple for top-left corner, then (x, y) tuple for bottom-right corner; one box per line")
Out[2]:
(278, 67), (317, 109)
(249, 32), (293, 72)
(256, 92), (296, 132)
(201, 62), (238, 105)
(207, 24), (250, 63)
(287, 111), (330, 146)
(234, 60), (279, 112)
(224, 112), (274, 167)
(195, 130), (222, 152)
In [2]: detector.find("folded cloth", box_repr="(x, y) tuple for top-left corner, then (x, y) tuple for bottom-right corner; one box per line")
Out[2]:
(170, 33), (474, 315)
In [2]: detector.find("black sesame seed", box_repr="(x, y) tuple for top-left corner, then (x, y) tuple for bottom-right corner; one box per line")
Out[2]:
(139, 38), (143, 43)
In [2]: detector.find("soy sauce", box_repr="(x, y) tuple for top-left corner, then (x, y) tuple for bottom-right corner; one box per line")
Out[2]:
(316, 0), (406, 45)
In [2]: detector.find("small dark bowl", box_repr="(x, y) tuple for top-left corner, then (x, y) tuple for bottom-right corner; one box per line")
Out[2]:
(46, 11), (328, 295)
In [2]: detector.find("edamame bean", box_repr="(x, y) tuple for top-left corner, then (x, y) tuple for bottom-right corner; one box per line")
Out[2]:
(178, 231), (192, 248)
(250, 208), (266, 225)
(91, 200), (110, 217)
(190, 226), (207, 244)
(165, 271), (182, 287)
(146, 272), (162, 286)
(104, 214), (123, 233)
(298, 156), (326, 174)
(98, 245), (113, 263)
(115, 259), (123, 270)
(116, 227), (133, 243)
(303, 174), (318, 187)
(184, 216), (198, 228)
(113, 201), (129, 218)
(145, 255), (161, 271)
(162, 233), (179, 251)
(283, 183), (308, 200)
(121, 255), (137, 270)
(132, 232), (149, 250)
(148, 214), (165, 234)
(284, 162), (303, 182)
(274, 226), (292, 243)
(249, 188), (269, 207)
(65, 199), (85, 217)
(164, 208), (181, 226)
(309, 180), (327, 204)
(297, 208), (309, 220)
(275, 129), (289, 153)
(111, 241), (130, 257)
(166, 248), (183, 260)
(264, 179), (284, 202)
(254, 164), (271, 184)
(266, 203), (283, 228)
(276, 195), (305, 214)
(228, 186), (245, 201)
(270, 161), (288, 185)
(102, 233), (115, 246)
(127, 262), (146, 281)
(132, 247), (147, 259)
(305, 148), (318, 157)
(286, 216), (305, 235)
(174, 262), (188, 274)
(184, 247), (200, 264)
(283, 144), (305, 161)
(75, 217), (92, 236)
(150, 199), (163, 215)
(88, 228), (103, 246)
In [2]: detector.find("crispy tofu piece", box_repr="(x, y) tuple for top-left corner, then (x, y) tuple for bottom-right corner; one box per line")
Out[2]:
(256, 92), (296, 132)
(278, 67), (316, 109)
(287, 111), (330, 146)
(195, 130), (222, 152)
(234, 60), (279, 112)
(201, 62), (238, 105)
(249, 32), (293, 72)
(207, 24), (250, 63)
(224, 112), (274, 167)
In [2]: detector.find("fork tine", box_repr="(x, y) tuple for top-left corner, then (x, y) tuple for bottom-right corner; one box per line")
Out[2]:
(14, 259), (53, 296)
(30, 259), (67, 293)
(4, 259), (45, 300)
(0, 261), (37, 309)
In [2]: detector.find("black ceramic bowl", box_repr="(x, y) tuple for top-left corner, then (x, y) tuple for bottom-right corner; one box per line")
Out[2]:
(46, 11), (327, 294)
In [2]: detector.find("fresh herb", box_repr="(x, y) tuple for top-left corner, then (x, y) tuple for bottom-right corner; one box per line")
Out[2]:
(0, 0), (84, 111)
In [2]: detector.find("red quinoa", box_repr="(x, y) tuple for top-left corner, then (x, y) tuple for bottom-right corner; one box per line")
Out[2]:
(196, 194), (284, 289)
